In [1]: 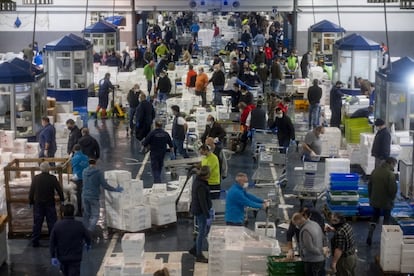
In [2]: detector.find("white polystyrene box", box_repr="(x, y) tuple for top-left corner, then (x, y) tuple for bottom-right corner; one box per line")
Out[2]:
(255, 222), (276, 238)
(151, 183), (167, 194)
(142, 259), (163, 276)
(382, 225), (403, 240)
(104, 255), (124, 276)
(122, 233), (145, 250)
(0, 130), (15, 148)
(122, 263), (143, 276)
(123, 250), (144, 265)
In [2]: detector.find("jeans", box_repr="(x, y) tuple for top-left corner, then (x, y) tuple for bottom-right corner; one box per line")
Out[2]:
(173, 139), (189, 158)
(373, 207), (391, 225)
(278, 138), (290, 153)
(32, 202), (57, 244)
(73, 179), (83, 216)
(60, 261), (81, 276)
(83, 198), (100, 232)
(158, 92), (167, 103)
(271, 78), (281, 93)
(128, 107), (137, 131)
(195, 213), (208, 256)
(304, 260), (325, 276)
(199, 92), (207, 107)
(150, 153), (165, 183)
(213, 86), (224, 105)
(147, 80), (153, 95)
(309, 103), (320, 128)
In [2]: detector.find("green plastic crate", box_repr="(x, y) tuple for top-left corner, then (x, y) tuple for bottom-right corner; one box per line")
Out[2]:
(267, 256), (304, 276)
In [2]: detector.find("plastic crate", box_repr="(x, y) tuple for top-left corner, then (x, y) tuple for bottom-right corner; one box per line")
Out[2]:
(330, 173), (360, 182)
(267, 256), (304, 276)
(329, 191), (359, 201)
(330, 185), (359, 191)
(398, 220), (414, 235)
(329, 200), (359, 206)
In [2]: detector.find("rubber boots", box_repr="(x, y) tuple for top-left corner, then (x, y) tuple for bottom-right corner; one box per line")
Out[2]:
(366, 223), (376, 246)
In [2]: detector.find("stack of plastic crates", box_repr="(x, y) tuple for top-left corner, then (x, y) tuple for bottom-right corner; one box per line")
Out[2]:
(344, 117), (373, 144)
(328, 173), (360, 216)
(267, 256), (304, 276)
(357, 183), (373, 216)
(392, 202), (414, 236)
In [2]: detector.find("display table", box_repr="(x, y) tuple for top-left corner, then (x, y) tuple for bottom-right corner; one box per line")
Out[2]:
(0, 215), (7, 266)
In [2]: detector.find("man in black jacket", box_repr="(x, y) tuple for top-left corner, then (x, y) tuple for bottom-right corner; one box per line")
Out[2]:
(209, 64), (225, 106)
(156, 70), (171, 103)
(371, 118), (391, 168)
(201, 115), (226, 144)
(270, 107), (295, 153)
(142, 120), (174, 183)
(50, 204), (91, 276)
(171, 105), (189, 159)
(66, 119), (82, 155)
(189, 166), (212, 263)
(307, 79), (322, 129)
(127, 84), (142, 135)
(135, 93), (155, 141)
(29, 161), (64, 247)
(78, 128), (100, 160)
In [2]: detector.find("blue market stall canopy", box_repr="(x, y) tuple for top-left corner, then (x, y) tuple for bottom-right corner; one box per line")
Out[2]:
(44, 33), (92, 51)
(386, 56), (414, 82)
(335, 33), (380, 51)
(0, 61), (34, 83)
(104, 16), (125, 26)
(310, 20), (346, 33)
(83, 20), (117, 33)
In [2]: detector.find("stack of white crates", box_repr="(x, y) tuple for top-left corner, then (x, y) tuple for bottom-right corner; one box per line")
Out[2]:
(208, 226), (280, 276)
(324, 158), (350, 187)
(121, 233), (145, 276)
(380, 225), (403, 272)
(360, 133), (376, 174)
(105, 170), (151, 232)
(401, 239), (414, 273)
(320, 127), (342, 157)
(195, 107), (207, 131)
(147, 184), (177, 226)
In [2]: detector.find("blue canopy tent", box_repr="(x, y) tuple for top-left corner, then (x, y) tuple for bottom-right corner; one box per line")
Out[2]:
(309, 20), (346, 33)
(104, 15), (125, 26)
(308, 20), (346, 61)
(10, 57), (43, 76)
(83, 20), (119, 52)
(375, 56), (414, 130)
(333, 33), (381, 89)
(44, 33), (93, 110)
(0, 61), (34, 83)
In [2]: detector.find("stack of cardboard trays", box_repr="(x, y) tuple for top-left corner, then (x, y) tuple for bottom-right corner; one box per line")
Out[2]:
(208, 226), (280, 276)
(380, 225), (403, 272)
(146, 184), (177, 226)
(401, 238), (414, 273)
(105, 170), (151, 231)
(121, 233), (145, 276)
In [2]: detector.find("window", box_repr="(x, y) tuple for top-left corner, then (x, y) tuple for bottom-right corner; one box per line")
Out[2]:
(23, 0), (53, 4)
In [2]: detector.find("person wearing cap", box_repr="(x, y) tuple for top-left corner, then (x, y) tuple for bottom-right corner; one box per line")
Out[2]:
(199, 144), (221, 199)
(371, 118), (391, 168)
(50, 204), (91, 276)
(195, 67), (209, 107)
(70, 144), (89, 217)
(366, 157), (397, 245)
(29, 161), (64, 247)
(188, 166), (212, 263)
(329, 81), (344, 128)
(82, 159), (123, 235)
(142, 120), (174, 183)
(307, 79), (322, 129)
(225, 173), (268, 226)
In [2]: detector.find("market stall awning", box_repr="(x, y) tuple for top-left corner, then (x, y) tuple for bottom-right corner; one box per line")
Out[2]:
(0, 61), (34, 83)
(309, 20), (346, 33)
(44, 33), (92, 51)
(386, 56), (414, 82)
(104, 16), (125, 26)
(335, 33), (380, 51)
(83, 20), (118, 33)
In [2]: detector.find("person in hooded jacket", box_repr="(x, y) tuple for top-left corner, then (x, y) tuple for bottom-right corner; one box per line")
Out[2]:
(135, 93), (155, 141)
(78, 128), (100, 160)
(82, 159), (123, 233)
(270, 107), (295, 152)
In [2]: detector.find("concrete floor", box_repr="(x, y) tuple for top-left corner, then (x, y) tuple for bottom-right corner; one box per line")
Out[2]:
(0, 116), (389, 275)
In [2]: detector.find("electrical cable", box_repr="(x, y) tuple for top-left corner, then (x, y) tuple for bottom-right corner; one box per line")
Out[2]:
(31, 0), (38, 54)
(383, 1), (391, 71)
(311, 0), (316, 25)
(336, 0), (342, 37)
(83, 0), (89, 39)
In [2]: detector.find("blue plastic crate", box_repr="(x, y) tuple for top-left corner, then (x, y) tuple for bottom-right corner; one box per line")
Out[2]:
(330, 185), (359, 191)
(328, 204), (359, 212)
(398, 220), (414, 235)
(330, 173), (360, 182)
(330, 181), (359, 188)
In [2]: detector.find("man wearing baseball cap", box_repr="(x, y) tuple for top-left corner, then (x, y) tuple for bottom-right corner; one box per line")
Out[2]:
(371, 118), (391, 168)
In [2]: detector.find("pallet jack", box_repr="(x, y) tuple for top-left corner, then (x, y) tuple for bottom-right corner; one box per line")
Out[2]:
(111, 86), (126, 118)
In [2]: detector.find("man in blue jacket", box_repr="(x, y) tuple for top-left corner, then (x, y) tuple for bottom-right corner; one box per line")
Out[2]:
(50, 204), (91, 276)
(70, 144), (89, 216)
(39, 116), (57, 158)
(225, 172), (268, 225)
(82, 159), (123, 234)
